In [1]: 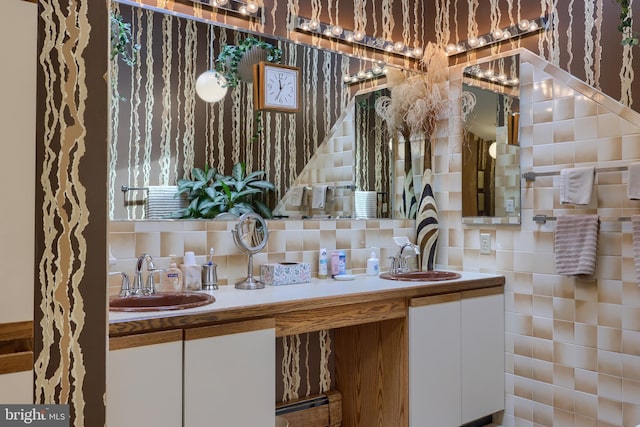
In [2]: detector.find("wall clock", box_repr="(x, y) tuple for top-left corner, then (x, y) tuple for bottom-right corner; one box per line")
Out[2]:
(254, 62), (300, 113)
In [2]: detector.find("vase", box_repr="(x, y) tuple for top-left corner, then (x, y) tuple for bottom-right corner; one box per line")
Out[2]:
(416, 168), (439, 271)
(401, 167), (418, 219)
(236, 46), (269, 82)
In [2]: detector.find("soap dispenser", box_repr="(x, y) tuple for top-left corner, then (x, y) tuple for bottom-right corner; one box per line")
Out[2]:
(366, 247), (379, 276)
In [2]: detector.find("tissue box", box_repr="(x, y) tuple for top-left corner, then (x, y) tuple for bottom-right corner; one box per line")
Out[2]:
(260, 262), (311, 286)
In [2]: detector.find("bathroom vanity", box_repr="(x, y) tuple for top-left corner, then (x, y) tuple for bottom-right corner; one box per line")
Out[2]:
(108, 272), (504, 427)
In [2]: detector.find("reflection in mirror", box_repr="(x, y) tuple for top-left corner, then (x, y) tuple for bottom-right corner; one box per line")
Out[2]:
(461, 54), (521, 224)
(354, 88), (393, 218)
(109, 3), (415, 221)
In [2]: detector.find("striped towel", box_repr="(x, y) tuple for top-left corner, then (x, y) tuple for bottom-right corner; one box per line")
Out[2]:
(632, 216), (640, 284)
(554, 214), (600, 278)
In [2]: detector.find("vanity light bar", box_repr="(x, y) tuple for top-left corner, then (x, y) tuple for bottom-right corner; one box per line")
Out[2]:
(295, 16), (423, 59)
(186, 0), (261, 17)
(445, 16), (548, 56)
(464, 66), (519, 87)
(343, 65), (388, 85)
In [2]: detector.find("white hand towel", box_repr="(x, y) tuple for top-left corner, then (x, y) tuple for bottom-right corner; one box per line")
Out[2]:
(311, 185), (328, 209)
(560, 167), (595, 205)
(632, 216), (640, 284)
(554, 214), (600, 278)
(288, 186), (304, 207)
(628, 163), (640, 200)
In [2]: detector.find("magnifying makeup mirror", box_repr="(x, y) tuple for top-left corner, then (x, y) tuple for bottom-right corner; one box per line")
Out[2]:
(232, 212), (269, 289)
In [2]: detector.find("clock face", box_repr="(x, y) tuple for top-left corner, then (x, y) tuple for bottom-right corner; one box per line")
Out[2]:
(263, 66), (298, 109)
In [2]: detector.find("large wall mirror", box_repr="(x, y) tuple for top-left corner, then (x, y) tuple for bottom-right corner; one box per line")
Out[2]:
(109, 2), (419, 221)
(461, 54), (521, 225)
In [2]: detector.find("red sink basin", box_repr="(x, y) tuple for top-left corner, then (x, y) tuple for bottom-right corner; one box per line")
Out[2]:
(379, 271), (462, 282)
(109, 292), (216, 312)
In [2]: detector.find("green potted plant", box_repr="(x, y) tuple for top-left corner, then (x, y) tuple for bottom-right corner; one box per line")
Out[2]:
(110, 12), (140, 66)
(215, 37), (282, 87)
(174, 162), (275, 219)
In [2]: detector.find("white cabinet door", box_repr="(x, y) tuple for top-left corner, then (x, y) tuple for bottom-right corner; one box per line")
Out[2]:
(409, 294), (461, 427)
(0, 371), (33, 404)
(461, 291), (505, 424)
(107, 330), (183, 427)
(183, 318), (275, 427)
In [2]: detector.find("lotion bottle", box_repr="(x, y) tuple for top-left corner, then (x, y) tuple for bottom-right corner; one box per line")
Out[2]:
(160, 259), (183, 292)
(318, 248), (328, 279)
(366, 247), (379, 276)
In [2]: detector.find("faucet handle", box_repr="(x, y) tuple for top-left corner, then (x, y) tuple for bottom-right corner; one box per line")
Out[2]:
(388, 256), (398, 274)
(109, 271), (131, 297)
(144, 269), (164, 295)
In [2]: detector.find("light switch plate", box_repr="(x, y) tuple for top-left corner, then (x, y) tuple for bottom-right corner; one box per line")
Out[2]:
(480, 233), (491, 255)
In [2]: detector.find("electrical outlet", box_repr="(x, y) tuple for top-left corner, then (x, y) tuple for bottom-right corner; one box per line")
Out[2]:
(505, 198), (515, 213)
(480, 233), (491, 255)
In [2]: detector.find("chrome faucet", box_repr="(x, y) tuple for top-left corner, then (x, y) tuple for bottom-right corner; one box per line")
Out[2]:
(389, 242), (421, 274)
(132, 253), (158, 295)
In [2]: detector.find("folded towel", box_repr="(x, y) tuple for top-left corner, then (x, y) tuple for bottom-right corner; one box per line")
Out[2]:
(632, 216), (640, 284)
(560, 167), (595, 205)
(311, 185), (328, 209)
(628, 163), (640, 200)
(554, 214), (600, 278)
(288, 186), (304, 207)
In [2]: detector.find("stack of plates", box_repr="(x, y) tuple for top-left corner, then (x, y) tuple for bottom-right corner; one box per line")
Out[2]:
(354, 191), (377, 219)
(145, 186), (188, 219)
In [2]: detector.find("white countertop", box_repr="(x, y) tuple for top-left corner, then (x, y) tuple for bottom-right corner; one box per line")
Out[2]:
(109, 271), (503, 325)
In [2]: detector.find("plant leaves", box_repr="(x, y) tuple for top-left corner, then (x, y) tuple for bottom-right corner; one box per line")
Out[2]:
(232, 162), (245, 182)
(192, 167), (207, 182)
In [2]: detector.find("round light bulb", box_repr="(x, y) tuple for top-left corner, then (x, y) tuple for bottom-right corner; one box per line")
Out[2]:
(331, 25), (343, 36)
(510, 77), (520, 85)
(385, 44), (394, 52)
(343, 75), (352, 83)
(488, 142), (497, 159)
(478, 36), (487, 46)
(413, 46), (424, 57)
(528, 21), (539, 31)
(195, 70), (228, 103)
(217, 0), (228, 5)
(468, 36), (479, 47)
(238, 5), (248, 15)
(372, 65), (383, 74)
(483, 69), (494, 78)
(300, 22), (310, 31)
(246, 2), (259, 13)
(353, 30), (366, 41)
(492, 29), (503, 39)
(366, 72), (374, 79)
(323, 28), (333, 37)
(345, 32), (354, 42)
(309, 19), (320, 30)
(445, 43), (457, 53)
(502, 30), (511, 39)
(393, 41), (405, 51)
(498, 73), (508, 81)
(456, 44), (464, 52)
(357, 70), (367, 79)
(518, 19), (530, 31)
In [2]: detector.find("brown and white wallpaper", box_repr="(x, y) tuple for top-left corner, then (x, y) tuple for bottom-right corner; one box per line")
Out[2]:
(35, 0), (108, 425)
(31, 0), (640, 425)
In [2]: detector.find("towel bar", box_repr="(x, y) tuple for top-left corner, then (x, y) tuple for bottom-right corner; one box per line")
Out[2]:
(533, 214), (631, 224)
(523, 166), (630, 182)
(121, 185), (150, 192)
(302, 184), (355, 192)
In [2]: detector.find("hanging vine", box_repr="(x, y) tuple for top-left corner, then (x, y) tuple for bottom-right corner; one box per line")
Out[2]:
(615, 0), (639, 45)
